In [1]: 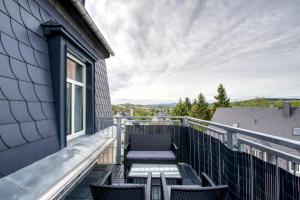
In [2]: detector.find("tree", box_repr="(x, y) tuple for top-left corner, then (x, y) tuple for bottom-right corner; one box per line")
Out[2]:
(133, 107), (152, 116)
(213, 84), (230, 112)
(183, 97), (192, 114)
(190, 93), (211, 120)
(172, 97), (191, 116)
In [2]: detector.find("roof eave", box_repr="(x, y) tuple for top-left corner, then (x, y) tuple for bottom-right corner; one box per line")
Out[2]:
(70, 0), (115, 57)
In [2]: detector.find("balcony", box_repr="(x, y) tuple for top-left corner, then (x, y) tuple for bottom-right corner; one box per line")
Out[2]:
(1, 116), (299, 199)
(65, 116), (300, 200)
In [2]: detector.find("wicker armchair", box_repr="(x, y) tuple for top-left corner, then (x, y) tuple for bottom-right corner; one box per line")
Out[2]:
(160, 172), (228, 200)
(124, 133), (178, 174)
(90, 171), (152, 200)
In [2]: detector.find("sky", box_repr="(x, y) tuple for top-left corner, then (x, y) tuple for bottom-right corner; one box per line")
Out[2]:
(86, 0), (300, 105)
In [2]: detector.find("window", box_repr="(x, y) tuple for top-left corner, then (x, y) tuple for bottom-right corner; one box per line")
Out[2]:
(293, 128), (300, 136)
(288, 162), (300, 174)
(66, 53), (86, 140)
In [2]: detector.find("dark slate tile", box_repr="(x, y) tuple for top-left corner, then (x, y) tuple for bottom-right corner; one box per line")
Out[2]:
(0, 89), (5, 100)
(3, 0), (23, 24)
(0, 77), (24, 100)
(20, 7), (43, 36)
(27, 101), (46, 120)
(20, 141), (39, 167)
(19, 42), (38, 66)
(0, 100), (16, 125)
(27, 64), (52, 85)
(0, 54), (15, 78)
(10, 101), (32, 123)
(34, 84), (53, 102)
(39, 7), (52, 22)
(0, 146), (22, 175)
(0, 123), (27, 148)
(36, 119), (57, 137)
(27, 0), (42, 21)
(0, 0), (8, 14)
(28, 30), (48, 53)
(0, 36), (6, 55)
(20, 121), (41, 142)
(17, 0), (30, 12)
(41, 102), (55, 119)
(34, 50), (50, 69)
(1, 33), (23, 60)
(35, 136), (59, 160)
(0, 137), (7, 152)
(0, 11), (14, 36)
(11, 19), (31, 46)
(19, 81), (39, 102)
(10, 58), (31, 82)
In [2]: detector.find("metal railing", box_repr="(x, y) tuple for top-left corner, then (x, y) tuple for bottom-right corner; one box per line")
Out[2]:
(96, 115), (300, 199)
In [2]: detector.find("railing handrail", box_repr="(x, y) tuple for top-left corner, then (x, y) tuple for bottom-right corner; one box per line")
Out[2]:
(239, 138), (300, 164)
(185, 116), (300, 151)
(109, 115), (300, 151)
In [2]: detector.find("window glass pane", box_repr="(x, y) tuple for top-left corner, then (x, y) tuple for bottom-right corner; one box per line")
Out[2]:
(293, 128), (300, 135)
(67, 58), (83, 82)
(66, 83), (72, 135)
(74, 85), (83, 132)
(75, 64), (83, 82)
(67, 58), (75, 80)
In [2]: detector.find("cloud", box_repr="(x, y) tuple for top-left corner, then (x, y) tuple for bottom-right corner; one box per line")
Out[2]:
(86, 0), (300, 104)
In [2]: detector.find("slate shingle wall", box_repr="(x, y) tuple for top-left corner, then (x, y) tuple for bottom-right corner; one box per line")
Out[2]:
(0, 0), (112, 177)
(95, 59), (113, 131)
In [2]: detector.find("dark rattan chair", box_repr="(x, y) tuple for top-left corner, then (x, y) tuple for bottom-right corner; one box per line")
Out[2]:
(90, 171), (152, 200)
(124, 133), (178, 174)
(160, 172), (228, 200)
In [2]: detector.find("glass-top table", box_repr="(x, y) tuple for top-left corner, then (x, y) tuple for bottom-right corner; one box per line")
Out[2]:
(127, 164), (182, 184)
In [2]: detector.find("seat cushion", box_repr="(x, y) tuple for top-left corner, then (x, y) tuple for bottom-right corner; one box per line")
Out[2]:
(126, 151), (176, 160)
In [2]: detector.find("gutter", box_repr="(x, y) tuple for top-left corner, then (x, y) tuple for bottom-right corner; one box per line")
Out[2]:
(70, 0), (115, 57)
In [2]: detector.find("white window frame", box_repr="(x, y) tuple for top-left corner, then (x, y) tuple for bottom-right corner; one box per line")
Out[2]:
(66, 53), (86, 141)
(293, 128), (300, 136)
(288, 162), (300, 174)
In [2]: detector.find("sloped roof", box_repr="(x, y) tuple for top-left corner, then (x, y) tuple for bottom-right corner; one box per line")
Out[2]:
(212, 107), (300, 141)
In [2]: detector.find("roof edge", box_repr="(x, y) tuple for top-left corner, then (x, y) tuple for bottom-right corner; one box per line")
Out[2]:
(70, 0), (115, 57)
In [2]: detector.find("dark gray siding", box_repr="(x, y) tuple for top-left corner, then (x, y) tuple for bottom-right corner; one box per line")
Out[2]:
(95, 59), (113, 131)
(0, 0), (112, 177)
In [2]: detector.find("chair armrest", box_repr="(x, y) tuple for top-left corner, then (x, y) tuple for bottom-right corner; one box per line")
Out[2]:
(171, 143), (178, 151)
(201, 172), (216, 187)
(99, 171), (112, 185)
(171, 143), (178, 162)
(160, 173), (169, 200)
(145, 172), (152, 200)
(124, 143), (131, 152)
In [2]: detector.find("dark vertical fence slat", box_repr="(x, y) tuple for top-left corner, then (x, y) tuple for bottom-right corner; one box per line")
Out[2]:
(124, 124), (300, 199)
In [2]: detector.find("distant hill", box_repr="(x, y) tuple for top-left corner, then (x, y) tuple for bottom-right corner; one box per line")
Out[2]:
(230, 98), (300, 108)
(118, 103), (176, 107)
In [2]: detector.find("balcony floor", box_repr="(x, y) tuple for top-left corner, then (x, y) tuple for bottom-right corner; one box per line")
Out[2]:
(66, 164), (201, 200)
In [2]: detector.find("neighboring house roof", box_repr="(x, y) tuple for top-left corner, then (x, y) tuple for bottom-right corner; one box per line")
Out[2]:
(212, 107), (300, 141)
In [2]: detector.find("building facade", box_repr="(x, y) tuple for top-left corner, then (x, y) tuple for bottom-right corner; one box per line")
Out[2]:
(0, 0), (113, 177)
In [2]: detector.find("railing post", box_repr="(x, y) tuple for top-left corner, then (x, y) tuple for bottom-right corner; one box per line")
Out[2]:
(227, 130), (238, 151)
(116, 117), (122, 164)
(183, 117), (189, 127)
